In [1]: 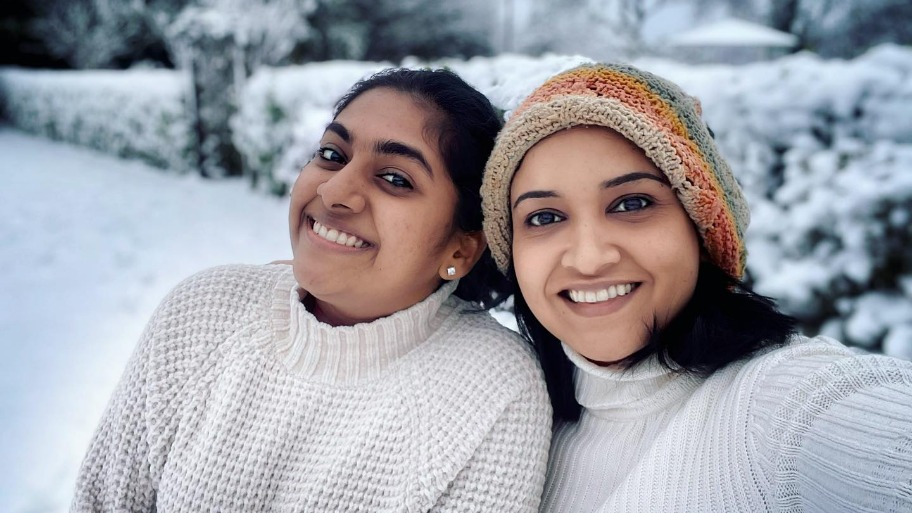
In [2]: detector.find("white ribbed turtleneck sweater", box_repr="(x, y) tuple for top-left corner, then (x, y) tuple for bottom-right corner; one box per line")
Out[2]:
(542, 337), (912, 512)
(72, 264), (551, 512)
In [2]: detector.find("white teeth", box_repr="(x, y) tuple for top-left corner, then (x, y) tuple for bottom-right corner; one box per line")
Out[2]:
(568, 283), (635, 303)
(312, 220), (367, 248)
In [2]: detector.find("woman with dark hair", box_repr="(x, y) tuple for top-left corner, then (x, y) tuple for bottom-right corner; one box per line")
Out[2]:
(481, 63), (912, 512)
(72, 68), (551, 511)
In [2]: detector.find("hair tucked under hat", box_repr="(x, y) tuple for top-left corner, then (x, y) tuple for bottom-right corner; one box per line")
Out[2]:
(481, 62), (750, 280)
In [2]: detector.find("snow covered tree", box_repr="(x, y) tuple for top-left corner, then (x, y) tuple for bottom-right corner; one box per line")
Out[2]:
(165, 0), (316, 178)
(304, 0), (492, 62)
(692, 0), (910, 57)
(32, 0), (148, 69)
(519, 0), (669, 59)
(818, 0), (912, 57)
(30, 0), (185, 69)
(167, 0), (315, 72)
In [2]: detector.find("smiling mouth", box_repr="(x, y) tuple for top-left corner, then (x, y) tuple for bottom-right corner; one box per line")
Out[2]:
(310, 218), (370, 248)
(565, 283), (638, 304)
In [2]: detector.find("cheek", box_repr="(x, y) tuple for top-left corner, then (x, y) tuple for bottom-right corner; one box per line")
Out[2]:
(655, 228), (701, 319)
(289, 170), (314, 213)
(512, 239), (548, 302)
(380, 207), (450, 264)
(292, 166), (321, 200)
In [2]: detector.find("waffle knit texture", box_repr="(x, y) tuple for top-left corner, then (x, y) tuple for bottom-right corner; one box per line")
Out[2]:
(71, 264), (552, 512)
(542, 337), (912, 512)
(482, 62), (750, 279)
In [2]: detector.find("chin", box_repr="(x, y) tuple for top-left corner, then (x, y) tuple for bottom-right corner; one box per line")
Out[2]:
(566, 332), (645, 365)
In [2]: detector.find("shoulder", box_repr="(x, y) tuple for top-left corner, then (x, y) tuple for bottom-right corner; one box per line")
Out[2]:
(736, 335), (912, 393)
(734, 334), (912, 449)
(412, 298), (551, 422)
(426, 298), (546, 394)
(162, 263), (290, 307)
(705, 335), (912, 442)
(152, 263), (291, 327)
(404, 295), (549, 421)
(139, 264), (291, 368)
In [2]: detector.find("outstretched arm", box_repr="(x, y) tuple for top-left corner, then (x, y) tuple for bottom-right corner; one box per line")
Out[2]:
(756, 346), (912, 513)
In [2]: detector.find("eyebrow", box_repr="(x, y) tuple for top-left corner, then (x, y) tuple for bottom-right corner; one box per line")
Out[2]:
(600, 172), (669, 189)
(512, 171), (670, 210)
(325, 122), (350, 142)
(324, 121), (433, 178)
(376, 140), (433, 177)
(512, 190), (558, 210)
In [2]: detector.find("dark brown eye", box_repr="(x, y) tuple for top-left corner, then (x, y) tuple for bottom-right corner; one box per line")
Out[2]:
(316, 147), (345, 164)
(379, 172), (413, 189)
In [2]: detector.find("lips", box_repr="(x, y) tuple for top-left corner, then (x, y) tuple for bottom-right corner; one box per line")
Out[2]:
(310, 218), (370, 248)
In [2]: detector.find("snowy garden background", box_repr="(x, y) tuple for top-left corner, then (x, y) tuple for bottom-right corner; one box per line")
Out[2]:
(2, 0), (912, 510)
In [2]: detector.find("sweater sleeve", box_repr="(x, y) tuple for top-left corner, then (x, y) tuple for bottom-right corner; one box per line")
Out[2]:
(70, 295), (165, 512)
(750, 340), (912, 513)
(430, 384), (552, 513)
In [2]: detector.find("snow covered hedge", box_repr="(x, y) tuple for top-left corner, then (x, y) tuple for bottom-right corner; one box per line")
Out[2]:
(645, 45), (912, 359)
(233, 47), (912, 357)
(0, 68), (196, 172)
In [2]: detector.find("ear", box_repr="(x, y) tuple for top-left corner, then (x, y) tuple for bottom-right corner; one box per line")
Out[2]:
(438, 230), (486, 280)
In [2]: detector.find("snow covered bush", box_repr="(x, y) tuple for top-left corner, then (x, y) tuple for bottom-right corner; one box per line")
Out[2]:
(645, 45), (912, 357)
(0, 67), (195, 172)
(747, 140), (912, 357)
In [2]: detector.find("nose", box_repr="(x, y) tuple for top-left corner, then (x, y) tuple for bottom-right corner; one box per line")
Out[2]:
(315, 165), (366, 213)
(561, 219), (621, 276)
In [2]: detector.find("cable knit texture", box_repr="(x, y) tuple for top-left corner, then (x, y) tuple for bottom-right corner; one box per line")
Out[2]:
(71, 264), (552, 512)
(542, 337), (912, 512)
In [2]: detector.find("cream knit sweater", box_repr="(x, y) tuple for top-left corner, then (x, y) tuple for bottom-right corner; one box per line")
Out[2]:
(542, 337), (912, 512)
(72, 264), (551, 512)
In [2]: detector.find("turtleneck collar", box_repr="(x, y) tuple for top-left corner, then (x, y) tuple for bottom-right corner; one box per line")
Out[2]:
(562, 342), (701, 420)
(270, 271), (460, 385)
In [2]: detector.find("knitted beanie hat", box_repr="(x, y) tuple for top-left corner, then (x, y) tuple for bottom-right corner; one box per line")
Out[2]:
(481, 62), (750, 279)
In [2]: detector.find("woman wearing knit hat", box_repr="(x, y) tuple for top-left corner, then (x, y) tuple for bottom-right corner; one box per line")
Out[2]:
(71, 69), (551, 511)
(482, 63), (912, 512)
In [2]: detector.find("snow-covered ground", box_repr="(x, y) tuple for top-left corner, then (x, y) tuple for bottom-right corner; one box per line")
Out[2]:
(0, 128), (290, 512)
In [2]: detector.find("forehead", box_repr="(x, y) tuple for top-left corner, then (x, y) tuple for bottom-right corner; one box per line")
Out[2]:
(335, 89), (438, 141)
(512, 126), (662, 190)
